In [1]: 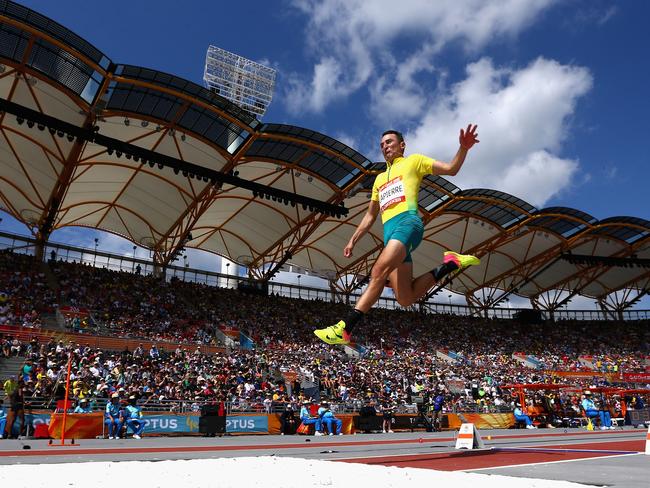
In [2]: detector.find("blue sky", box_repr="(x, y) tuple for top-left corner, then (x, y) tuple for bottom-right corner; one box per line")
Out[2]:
(1, 0), (649, 309)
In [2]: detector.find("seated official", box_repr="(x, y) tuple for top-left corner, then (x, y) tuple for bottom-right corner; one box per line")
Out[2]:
(299, 400), (323, 436)
(125, 395), (145, 439)
(581, 391), (612, 430)
(318, 402), (343, 436)
(0, 399), (6, 439)
(104, 393), (123, 439)
(73, 398), (92, 413)
(514, 404), (536, 429)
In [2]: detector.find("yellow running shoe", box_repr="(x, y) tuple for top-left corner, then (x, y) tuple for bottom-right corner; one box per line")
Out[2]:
(314, 320), (350, 345)
(443, 251), (480, 270)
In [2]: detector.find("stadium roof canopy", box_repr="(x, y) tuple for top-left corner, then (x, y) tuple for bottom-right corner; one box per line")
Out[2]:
(0, 0), (648, 312)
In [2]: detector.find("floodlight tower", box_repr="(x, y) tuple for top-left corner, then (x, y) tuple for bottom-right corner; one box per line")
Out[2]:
(203, 45), (276, 117)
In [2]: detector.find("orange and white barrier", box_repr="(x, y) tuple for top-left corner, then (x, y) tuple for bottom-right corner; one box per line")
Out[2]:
(645, 425), (650, 455)
(455, 423), (485, 450)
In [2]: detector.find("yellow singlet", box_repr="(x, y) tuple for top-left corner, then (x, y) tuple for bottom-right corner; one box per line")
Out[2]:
(371, 154), (436, 223)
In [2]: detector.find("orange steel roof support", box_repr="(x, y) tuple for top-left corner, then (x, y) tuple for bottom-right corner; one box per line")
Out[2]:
(593, 273), (650, 316)
(596, 272), (650, 302)
(459, 210), (611, 300)
(153, 184), (221, 267)
(530, 234), (648, 302)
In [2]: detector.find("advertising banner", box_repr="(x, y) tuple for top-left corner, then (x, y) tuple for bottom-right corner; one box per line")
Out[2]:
(239, 332), (255, 350)
(226, 415), (268, 433)
(550, 370), (620, 382)
(59, 306), (91, 317)
(142, 414), (200, 433)
(5, 413), (51, 437)
(622, 373), (650, 383)
(48, 413), (103, 438)
(446, 413), (515, 430)
(40, 410), (523, 439)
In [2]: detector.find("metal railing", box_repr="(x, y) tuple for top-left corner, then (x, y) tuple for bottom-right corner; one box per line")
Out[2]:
(0, 395), (470, 415)
(1, 229), (648, 321)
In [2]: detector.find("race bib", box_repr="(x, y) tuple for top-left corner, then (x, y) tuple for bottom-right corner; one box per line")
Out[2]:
(378, 176), (406, 212)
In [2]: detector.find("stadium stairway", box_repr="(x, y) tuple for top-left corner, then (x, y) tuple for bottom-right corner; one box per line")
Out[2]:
(40, 260), (60, 295)
(43, 313), (64, 331)
(38, 261), (70, 332)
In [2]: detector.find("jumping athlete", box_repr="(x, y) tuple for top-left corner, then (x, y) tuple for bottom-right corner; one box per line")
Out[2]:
(314, 125), (480, 345)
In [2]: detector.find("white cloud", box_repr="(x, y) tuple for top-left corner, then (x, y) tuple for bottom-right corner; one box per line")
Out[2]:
(597, 6), (619, 25)
(573, 5), (619, 27)
(286, 1), (590, 208)
(499, 151), (578, 207)
(286, 54), (372, 113)
(369, 44), (438, 123)
(287, 0), (558, 113)
(332, 131), (360, 153)
(405, 57), (592, 206)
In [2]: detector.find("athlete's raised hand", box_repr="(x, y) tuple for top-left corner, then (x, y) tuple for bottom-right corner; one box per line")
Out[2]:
(459, 124), (479, 150)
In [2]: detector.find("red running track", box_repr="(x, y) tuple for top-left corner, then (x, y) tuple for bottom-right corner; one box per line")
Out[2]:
(338, 439), (645, 471)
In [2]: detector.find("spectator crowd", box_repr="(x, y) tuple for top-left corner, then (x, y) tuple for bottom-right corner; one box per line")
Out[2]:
(0, 249), (647, 437)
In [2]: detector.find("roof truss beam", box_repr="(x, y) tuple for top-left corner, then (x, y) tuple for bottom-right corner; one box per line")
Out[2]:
(0, 97), (349, 219)
(531, 236), (648, 299)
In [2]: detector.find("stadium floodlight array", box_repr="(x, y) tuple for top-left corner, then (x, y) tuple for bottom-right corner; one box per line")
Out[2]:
(203, 46), (276, 117)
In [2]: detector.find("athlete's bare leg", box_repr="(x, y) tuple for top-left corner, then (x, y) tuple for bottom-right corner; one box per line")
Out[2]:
(355, 239), (407, 313)
(314, 243), (479, 344)
(388, 263), (437, 308)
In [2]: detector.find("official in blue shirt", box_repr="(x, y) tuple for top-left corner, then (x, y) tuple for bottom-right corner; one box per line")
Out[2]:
(105, 393), (123, 439)
(318, 402), (343, 436)
(581, 391), (612, 429)
(299, 400), (323, 436)
(0, 399), (7, 439)
(514, 404), (536, 429)
(73, 398), (92, 414)
(125, 396), (145, 439)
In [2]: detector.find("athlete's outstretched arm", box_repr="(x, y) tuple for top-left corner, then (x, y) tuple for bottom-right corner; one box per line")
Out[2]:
(432, 124), (479, 176)
(344, 200), (380, 257)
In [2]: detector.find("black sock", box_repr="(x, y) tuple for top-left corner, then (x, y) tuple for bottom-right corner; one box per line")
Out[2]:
(430, 261), (459, 281)
(343, 309), (364, 334)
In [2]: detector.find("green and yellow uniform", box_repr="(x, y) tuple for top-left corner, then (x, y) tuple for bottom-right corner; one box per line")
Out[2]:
(371, 154), (436, 262)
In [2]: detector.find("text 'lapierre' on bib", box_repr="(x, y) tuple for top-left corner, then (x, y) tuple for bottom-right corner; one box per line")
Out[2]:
(378, 176), (406, 212)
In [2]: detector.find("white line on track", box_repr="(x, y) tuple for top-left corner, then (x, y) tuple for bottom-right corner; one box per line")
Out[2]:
(332, 449), (458, 461)
(464, 452), (643, 472)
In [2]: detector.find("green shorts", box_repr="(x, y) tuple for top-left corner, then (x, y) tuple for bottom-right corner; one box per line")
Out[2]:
(383, 211), (424, 263)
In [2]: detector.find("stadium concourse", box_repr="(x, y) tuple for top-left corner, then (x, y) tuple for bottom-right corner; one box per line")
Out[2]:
(0, 1), (649, 486)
